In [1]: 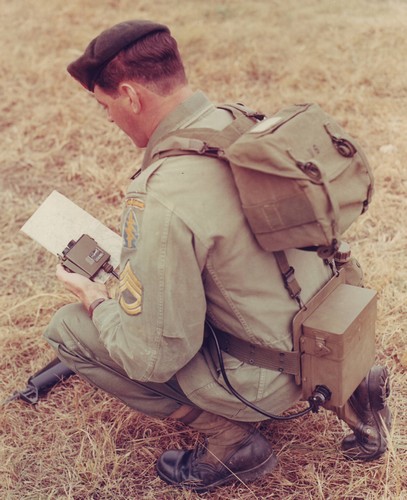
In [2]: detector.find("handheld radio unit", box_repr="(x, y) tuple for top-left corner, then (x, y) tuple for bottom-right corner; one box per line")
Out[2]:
(58, 234), (119, 280)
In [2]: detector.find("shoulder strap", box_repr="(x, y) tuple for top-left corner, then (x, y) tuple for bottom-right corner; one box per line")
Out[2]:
(150, 104), (264, 162)
(274, 251), (303, 307)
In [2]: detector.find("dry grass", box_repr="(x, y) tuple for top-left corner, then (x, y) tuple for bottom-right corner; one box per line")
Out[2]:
(1, 0), (406, 498)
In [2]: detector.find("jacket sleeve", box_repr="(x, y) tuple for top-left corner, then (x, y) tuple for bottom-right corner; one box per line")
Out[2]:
(92, 184), (208, 383)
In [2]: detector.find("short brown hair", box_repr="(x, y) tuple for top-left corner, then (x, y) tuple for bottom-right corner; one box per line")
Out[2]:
(96, 31), (187, 95)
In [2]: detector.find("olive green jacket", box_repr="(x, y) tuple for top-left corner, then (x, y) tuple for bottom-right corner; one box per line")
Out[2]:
(93, 91), (332, 420)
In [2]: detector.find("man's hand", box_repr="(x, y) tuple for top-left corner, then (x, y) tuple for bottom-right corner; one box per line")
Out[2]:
(56, 264), (109, 311)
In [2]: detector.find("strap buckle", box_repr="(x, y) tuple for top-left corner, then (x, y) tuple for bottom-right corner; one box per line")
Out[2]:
(199, 142), (222, 156)
(274, 251), (304, 308)
(282, 266), (301, 299)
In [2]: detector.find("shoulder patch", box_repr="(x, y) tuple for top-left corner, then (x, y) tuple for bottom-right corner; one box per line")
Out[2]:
(119, 261), (143, 315)
(123, 208), (139, 248)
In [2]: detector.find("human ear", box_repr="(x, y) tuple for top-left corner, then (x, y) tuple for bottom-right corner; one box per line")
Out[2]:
(120, 83), (141, 114)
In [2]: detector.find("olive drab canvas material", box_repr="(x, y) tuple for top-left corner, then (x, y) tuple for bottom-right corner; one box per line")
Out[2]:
(151, 103), (374, 259)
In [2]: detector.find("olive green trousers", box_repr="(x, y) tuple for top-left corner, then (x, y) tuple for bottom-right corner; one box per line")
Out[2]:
(44, 303), (194, 418)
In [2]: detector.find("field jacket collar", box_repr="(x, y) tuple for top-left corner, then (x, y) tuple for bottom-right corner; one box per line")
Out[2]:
(141, 90), (213, 170)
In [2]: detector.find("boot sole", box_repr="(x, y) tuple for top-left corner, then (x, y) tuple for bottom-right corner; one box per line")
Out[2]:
(157, 451), (278, 493)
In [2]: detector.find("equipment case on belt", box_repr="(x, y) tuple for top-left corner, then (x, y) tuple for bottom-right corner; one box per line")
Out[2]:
(300, 283), (377, 408)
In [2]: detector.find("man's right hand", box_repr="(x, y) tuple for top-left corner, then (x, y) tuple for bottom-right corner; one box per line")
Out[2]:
(56, 264), (109, 311)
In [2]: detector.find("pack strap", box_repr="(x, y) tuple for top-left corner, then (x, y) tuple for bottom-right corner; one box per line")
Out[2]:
(210, 327), (300, 376)
(217, 103), (265, 121)
(150, 105), (262, 162)
(273, 251), (303, 307)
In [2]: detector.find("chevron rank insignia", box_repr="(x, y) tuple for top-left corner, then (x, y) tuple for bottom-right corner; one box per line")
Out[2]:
(119, 261), (143, 315)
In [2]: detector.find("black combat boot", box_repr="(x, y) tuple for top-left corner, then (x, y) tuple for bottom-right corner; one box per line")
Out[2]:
(340, 365), (391, 461)
(156, 411), (277, 492)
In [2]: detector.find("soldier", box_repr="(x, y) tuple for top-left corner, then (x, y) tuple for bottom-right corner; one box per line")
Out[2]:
(45, 20), (391, 492)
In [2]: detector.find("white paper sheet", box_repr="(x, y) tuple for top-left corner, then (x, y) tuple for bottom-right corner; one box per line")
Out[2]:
(21, 190), (122, 283)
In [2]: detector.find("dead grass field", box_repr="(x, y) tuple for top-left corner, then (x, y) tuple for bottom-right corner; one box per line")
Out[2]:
(1, 0), (406, 498)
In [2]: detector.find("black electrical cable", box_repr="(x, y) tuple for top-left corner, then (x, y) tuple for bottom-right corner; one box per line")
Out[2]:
(208, 323), (314, 421)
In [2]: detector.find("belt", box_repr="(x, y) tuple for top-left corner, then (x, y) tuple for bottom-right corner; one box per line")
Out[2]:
(212, 328), (300, 376)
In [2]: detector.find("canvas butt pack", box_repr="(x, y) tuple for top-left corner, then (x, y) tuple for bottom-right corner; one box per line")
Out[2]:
(151, 102), (376, 410)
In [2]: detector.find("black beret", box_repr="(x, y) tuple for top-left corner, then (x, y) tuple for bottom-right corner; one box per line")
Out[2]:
(67, 20), (170, 91)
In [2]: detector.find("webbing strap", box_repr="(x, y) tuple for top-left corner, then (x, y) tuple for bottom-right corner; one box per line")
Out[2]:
(273, 251), (303, 307)
(213, 328), (300, 376)
(150, 106), (260, 162)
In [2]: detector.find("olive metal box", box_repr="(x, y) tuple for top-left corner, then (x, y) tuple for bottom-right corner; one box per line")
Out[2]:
(300, 283), (377, 408)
